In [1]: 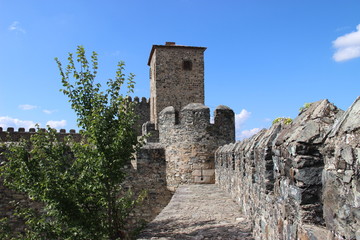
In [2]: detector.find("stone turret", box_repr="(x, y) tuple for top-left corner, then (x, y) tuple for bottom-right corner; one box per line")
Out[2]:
(158, 103), (235, 191)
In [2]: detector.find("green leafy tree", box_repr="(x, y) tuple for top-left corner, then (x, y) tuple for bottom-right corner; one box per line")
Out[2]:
(0, 46), (144, 239)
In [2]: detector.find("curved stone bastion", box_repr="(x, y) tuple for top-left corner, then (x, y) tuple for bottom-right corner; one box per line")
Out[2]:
(157, 103), (235, 191)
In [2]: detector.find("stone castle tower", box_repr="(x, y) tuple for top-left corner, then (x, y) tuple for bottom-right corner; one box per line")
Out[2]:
(148, 42), (206, 127)
(142, 42), (235, 190)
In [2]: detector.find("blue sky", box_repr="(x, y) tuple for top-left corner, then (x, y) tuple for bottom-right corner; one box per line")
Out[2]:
(1, 0), (359, 140)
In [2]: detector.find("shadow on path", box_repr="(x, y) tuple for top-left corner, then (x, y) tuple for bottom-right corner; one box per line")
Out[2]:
(138, 185), (254, 240)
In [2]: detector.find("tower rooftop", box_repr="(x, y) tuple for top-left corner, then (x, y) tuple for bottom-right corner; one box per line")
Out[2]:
(147, 42), (207, 66)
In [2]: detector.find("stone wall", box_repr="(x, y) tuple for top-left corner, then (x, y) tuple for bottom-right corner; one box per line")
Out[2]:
(0, 127), (81, 142)
(159, 103), (235, 191)
(322, 97), (360, 239)
(124, 143), (172, 223)
(0, 161), (43, 233)
(0, 129), (80, 234)
(0, 95), (150, 139)
(132, 96), (150, 136)
(215, 98), (360, 240)
(0, 128), (171, 234)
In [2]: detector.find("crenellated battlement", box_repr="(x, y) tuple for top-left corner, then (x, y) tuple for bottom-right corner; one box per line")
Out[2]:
(158, 103), (235, 144)
(0, 127), (78, 133)
(0, 127), (81, 142)
(127, 96), (150, 105)
(0, 96), (150, 138)
(130, 96), (151, 136)
(157, 103), (235, 190)
(158, 103), (232, 127)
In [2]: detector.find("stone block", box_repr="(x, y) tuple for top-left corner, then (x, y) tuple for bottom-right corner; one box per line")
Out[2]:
(191, 169), (215, 177)
(298, 224), (334, 240)
(294, 167), (323, 185)
(343, 170), (353, 183)
(193, 176), (214, 184)
(341, 146), (354, 165)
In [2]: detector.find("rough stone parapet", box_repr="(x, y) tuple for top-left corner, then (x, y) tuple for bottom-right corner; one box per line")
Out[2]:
(214, 105), (236, 145)
(128, 96), (150, 136)
(0, 96), (150, 138)
(141, 121), (159, 143)
(0, 127), (81, 142)
(215, 98), (359, 240)
(322, 96), (360, 239)
(159, 103), (235, 191)
(125, 142), (172, 223)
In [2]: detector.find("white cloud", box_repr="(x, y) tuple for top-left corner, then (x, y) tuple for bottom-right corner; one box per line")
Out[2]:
(235, 109), (251, 129)
(8, 21), (26, 34)
(234, 109), (261, 140)
(0, 116), (37, 130)
(43, 109), (56, 114)
(18, 104), (38, 110)
(333, 24), (360, 62)
(237, 128), (261, 140)
(46, 120), (67, 129)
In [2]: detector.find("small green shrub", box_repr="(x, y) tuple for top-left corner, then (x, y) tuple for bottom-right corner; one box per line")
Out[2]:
(299, 102), (311, 112)
(272, 117), (293, 125)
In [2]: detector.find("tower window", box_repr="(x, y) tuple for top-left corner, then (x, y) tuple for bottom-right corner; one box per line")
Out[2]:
(183, 60), (192, 71)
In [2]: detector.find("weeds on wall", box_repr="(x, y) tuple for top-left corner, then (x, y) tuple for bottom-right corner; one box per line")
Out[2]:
(299, 103), (312, 113)
(272, 117), (293, 125)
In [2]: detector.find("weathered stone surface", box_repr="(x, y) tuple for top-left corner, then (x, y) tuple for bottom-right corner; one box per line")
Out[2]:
(148, 43), (206, 127)
(138, 184), (253, 240)
(329, 96), (360, 135)
(298, 224), (334, 240)
(215, 99), (357, 240)
(356, 230), (360, 240)
(133, 97), (151, 136)
(125, 143), (173, 223)
(159, 103), (235, 190)
(142, 121), (159, 143)
(322, 96), (360, 240)
(0, 127), (82, 142)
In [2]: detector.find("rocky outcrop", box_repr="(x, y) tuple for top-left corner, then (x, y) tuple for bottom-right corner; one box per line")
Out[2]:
(216, 98), (359, 240)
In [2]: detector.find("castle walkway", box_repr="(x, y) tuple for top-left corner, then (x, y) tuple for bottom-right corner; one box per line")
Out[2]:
(138, 184), (254, 240)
